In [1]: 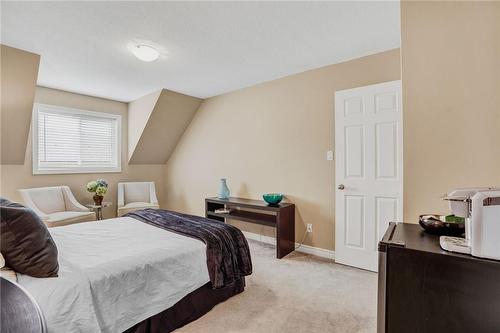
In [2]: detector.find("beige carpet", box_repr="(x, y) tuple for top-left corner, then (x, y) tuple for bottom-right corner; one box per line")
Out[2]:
(178, 240), (377, 333)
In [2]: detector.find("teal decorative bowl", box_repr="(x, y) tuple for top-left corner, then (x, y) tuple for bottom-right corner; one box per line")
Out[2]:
(262, 193), (284, 205)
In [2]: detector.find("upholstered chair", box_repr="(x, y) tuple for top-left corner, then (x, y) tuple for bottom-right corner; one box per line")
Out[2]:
(18, 186), (94, 227)
(117, 182), (159, 216)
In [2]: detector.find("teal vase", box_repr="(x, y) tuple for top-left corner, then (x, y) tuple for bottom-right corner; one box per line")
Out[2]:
(218, 178), (230, 199)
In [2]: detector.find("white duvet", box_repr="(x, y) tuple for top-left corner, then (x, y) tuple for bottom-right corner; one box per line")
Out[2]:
(17, 217), (210, 333)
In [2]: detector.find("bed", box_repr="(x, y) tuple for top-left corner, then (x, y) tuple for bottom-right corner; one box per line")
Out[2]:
(15, 212), (251, 333)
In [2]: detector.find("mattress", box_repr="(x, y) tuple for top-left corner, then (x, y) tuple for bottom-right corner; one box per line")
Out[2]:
(17, 217), (210, 333)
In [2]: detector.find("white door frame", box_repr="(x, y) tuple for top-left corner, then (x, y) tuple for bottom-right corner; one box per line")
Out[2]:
(334, 80), (403, 272)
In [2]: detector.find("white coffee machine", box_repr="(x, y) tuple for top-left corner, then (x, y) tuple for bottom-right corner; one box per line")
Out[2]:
(440, 187), (500, 260)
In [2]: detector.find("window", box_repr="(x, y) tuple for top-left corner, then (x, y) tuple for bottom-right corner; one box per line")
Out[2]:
(32, 103), (121, 174)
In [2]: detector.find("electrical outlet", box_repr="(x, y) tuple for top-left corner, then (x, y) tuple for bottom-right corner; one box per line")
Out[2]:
(326, 150), (334, 161)
(306, 224), (313, 233)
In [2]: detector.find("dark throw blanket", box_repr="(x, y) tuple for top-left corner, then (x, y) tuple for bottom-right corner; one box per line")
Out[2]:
(125, 209), (252, 289)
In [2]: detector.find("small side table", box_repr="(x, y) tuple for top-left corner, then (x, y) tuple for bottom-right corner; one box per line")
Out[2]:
(85, 202), (112, 220)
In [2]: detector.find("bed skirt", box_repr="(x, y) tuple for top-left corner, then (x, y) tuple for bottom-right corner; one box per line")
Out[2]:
(124, 278), (245, 333)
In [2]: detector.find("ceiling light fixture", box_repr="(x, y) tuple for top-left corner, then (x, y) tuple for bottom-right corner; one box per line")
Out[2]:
(131, 44), (160, 62)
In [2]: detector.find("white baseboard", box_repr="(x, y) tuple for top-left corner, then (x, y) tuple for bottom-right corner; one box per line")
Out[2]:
(242, 231), (276, 245)
(294, 242), (336, 260)
(242, 231), (335, 260)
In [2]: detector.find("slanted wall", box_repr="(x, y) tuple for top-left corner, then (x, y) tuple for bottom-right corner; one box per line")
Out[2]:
(128, 89), (203, 164)
(128, 90), (162, 161)
(1, 44), (40, 164)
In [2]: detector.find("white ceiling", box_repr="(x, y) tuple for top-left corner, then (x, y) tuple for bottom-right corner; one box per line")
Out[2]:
(1, 1), (400, 102)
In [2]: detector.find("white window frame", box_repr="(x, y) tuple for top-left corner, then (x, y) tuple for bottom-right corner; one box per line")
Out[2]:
(32, 103), (122, 175)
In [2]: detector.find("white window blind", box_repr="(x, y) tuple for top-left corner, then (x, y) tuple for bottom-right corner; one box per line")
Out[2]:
(33, 104), (121, 174)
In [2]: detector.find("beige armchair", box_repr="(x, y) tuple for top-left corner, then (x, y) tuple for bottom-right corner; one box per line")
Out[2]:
(117, 182), (159, 216)
(18, 186), (95, 227)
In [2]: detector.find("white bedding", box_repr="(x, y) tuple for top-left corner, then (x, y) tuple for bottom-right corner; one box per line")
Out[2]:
(17, 217), (210, 333)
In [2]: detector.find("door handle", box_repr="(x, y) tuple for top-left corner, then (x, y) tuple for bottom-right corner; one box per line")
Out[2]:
(338, 184), (345, 190)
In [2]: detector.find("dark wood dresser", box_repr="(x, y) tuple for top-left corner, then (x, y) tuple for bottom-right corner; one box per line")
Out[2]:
(378, 223), (500, 333)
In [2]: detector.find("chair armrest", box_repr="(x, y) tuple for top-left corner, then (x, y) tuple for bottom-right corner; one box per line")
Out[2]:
(61, 186), (89, 212)
(29, 206), (49, 222)
(31, 208), (50, 222)
(149, 182), (159, 206)
(117, 183), (125, 208)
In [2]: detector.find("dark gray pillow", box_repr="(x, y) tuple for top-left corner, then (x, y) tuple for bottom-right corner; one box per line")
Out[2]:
(0, 197), (59, 277)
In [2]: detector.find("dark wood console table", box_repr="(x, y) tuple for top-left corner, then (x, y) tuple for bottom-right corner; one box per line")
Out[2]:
(205, 197), (295, 259)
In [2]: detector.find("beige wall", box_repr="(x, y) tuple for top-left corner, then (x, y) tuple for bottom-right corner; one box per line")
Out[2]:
(0, 87), (167, 219)
(1, 44), (40, 164)
(164, 49), (401, 251)
(3, 2), (495, 252)
(401, 1), (500, 221)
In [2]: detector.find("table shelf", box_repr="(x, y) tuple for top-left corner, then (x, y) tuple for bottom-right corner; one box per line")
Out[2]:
(206, 210), (276, 227)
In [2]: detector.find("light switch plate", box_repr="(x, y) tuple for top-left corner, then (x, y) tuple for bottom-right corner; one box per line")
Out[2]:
(326, 150), (334, 161)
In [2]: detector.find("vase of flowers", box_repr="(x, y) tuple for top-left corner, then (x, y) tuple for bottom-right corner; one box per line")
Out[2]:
(86, 179), (108, 206)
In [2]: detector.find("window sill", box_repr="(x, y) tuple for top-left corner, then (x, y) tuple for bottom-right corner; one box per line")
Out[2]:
(32, 167), (122, 175)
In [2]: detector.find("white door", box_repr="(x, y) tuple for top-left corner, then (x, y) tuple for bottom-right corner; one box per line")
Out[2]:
(334, 80), (403, 272)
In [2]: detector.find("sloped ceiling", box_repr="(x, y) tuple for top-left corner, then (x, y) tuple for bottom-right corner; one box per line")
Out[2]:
(0, 44), (40, 164)
(1, 2), (400, 101)
(128, 89), (202, 164)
